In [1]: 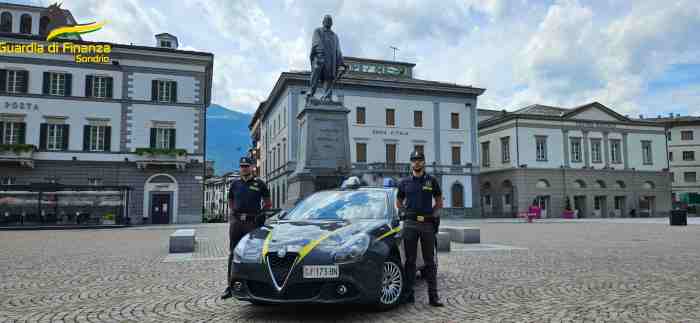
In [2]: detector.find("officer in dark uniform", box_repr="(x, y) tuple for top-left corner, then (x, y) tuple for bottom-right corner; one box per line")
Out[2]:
(396, 150), (444, 307)
(221, 156), (271, 299)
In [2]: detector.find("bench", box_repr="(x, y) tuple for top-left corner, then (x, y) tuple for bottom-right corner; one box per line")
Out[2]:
(436, 231), (451, 252)
(440, 226), (480, 244)
(169, 229), (196, 253)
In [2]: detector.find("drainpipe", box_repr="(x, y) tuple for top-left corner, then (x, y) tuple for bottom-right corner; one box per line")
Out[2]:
(515, 117), (520, 167)
(515, 117), (521, 214)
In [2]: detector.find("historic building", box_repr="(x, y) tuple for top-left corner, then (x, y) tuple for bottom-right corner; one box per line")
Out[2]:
(250, 57), (485, 216)
(478, 102), (672, 218)
(204, 171), (239, 222)
(0, 3), (213, 225)
(647, 115), (700, 207)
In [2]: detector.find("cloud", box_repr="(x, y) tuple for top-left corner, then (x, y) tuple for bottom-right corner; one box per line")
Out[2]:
(15, 0), (700, 117)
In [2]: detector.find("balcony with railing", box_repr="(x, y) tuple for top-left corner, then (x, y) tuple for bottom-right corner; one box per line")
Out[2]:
(0, 144), (36, 168)
(352, 162), (473, 175)
(134, 148), (189, 170)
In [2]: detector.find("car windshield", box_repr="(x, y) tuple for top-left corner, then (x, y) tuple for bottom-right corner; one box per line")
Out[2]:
(283, 190), (388, 221)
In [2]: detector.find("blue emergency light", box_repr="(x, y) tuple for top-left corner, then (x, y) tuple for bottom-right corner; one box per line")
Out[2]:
(383, 178), (397, 188)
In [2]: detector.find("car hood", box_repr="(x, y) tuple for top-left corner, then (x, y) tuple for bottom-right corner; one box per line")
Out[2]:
(250, 219), (388, 256)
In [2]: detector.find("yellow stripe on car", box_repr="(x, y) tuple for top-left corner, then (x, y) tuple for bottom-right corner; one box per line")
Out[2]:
(375, 226), (401, 242)
(260, 230), (273, 264)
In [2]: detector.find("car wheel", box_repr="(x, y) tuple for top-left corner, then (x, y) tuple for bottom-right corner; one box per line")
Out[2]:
(375, 257), (404, 310)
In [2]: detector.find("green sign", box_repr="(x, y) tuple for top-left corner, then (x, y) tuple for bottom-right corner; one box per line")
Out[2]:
(349, 63), (408, 77)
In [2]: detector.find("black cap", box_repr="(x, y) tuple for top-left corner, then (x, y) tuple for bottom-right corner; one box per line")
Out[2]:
(410, 150), (425, 161)
(239, 156), (253, 165)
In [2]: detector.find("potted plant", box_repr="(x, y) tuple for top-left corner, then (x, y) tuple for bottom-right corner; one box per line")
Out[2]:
(103, 212), (115, 225)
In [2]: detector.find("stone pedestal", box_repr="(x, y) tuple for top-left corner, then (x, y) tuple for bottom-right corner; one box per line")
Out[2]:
(286, 99), (351, 207)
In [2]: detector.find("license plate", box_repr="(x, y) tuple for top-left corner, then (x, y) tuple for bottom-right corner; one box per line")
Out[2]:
(303, 265), (339, 279)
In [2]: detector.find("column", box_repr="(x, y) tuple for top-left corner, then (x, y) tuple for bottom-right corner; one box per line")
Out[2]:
(622, 132), (629, 169)
(603, 131), (610, 167)
(583, 130), (590, 168)
(562, 129), (570, 167)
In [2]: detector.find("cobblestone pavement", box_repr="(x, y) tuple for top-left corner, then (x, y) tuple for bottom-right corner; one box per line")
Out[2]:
(1, 220), (700, 323)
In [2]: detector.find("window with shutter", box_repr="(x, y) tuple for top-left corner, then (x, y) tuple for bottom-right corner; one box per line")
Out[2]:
(47, 124), (65, 151)
(451, 113), (459, 129)
(386, 144), (396, 164)
(1, 122), (24, 145)
(356, 107), (365, 124)
(155, 80), (175, 102)
(49, 72), (66, 96)
(356, 142), (366, 162)
(386, 109), (395, 126)
(452, 146), (462, 165)
(87, 126), (107, 151)
(6, 70), (28, 93)
(92, 76), (110, 98)
(0, 69), (6, 93)
(153, 128), (175, 149)
(414, 110), (423, 127)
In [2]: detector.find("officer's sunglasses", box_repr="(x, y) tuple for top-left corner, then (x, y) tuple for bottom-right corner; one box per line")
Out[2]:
(410, 158), (425, 162)
(240, 164), (251, 168)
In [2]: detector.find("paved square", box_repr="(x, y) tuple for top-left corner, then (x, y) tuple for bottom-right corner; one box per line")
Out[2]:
(1, 220), (700, 322)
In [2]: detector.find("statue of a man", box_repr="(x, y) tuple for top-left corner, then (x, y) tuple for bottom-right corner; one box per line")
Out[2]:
(307, 15), (347, 102)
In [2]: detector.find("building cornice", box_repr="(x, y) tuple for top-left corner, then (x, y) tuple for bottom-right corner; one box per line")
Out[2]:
(256, 71), (485, 124)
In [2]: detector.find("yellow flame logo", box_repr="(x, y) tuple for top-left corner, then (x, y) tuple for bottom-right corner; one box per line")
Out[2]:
(46, 21), (105, 41)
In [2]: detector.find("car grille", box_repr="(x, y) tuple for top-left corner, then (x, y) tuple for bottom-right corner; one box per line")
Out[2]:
(266, 253), (298, 288)
(248, 281), (323, 300)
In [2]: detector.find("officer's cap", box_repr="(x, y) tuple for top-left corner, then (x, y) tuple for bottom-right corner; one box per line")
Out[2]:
(239, 156), (254, 166)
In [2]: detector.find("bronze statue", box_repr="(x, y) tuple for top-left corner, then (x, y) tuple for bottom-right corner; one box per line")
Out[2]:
(307, 15), (347, 103)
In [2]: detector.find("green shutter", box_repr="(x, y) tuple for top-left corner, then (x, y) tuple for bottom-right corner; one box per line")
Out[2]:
(150, 128), (157, 148)
(64, 73), (72, 96)
(151, 80), (158, 101)
(105, 77), (113, 98)
(19, 70), (28, 93)
(42, 72), (50, 94)
(85, 75), (93, 97)
(0, 122), (4, 144)
(104, 126), (111, 151)
(39, 123), (47, 150)
(170, 81), (177, 103)
(169, 129), (176, 149)
(83, 125), (90, 151)
(0, 69), (6, 93)
(17, 122), (26, 144)
(62, 125), (69, 150)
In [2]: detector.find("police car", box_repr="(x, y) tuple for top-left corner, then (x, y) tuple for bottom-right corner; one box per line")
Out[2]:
(229, 177), (435, 309)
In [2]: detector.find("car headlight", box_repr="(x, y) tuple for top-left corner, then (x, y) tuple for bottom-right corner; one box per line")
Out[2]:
(233, 234), (263, 263)
(333, 234), (370, 264)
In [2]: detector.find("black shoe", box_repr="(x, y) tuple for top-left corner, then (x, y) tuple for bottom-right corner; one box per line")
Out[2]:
(221, 287), (233, 300)
(429, 297), (444, 307)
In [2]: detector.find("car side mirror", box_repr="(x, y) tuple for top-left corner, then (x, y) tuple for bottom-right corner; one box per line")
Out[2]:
(276, 210), (288, 220)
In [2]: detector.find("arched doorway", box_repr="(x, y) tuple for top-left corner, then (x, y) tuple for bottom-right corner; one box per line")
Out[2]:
(451, 182), (464, 208)
(143, 174), (178, 224)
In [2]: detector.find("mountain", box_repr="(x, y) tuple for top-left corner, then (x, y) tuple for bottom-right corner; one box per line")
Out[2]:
(206, 104), (252, 176)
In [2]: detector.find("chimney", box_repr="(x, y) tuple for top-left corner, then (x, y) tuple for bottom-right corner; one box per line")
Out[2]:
(155, 33), (179, 49)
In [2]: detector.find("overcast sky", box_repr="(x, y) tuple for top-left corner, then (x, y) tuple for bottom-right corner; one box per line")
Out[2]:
(15, 0), (700, 117)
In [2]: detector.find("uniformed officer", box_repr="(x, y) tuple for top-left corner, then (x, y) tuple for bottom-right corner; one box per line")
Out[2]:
(221, 156), (271, 300)
(396, 150), (444, 307)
